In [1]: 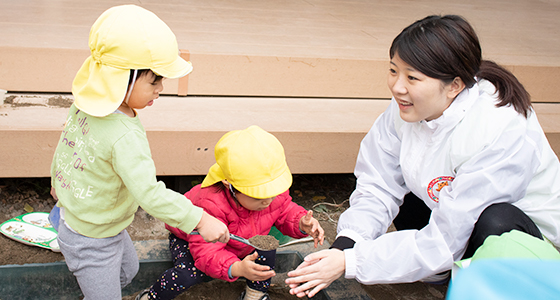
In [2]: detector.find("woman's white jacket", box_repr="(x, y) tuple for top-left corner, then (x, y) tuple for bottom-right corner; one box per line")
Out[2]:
(338, 79), (560, 284)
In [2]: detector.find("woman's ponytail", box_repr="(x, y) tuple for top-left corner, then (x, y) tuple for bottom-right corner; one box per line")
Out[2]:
(477, 60), (532, 118)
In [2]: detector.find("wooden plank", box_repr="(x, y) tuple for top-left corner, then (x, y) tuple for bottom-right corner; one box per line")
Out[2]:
(506, 66), (560, 103)
(0, 0), (558, 101)
(0, 95), (389, 177)
(145, 130), (368, 176)
(185, 54), (388, 98)
(1, 47), (557, 103)
(2, 95), (560, 178)
(0, 47), (88, 93)
(1, 1), (560, 178)
(177, 50), (191, 96)
(533, 103), (560, 134)
(0, 46), (389, 98)
(0, 130), (60, 178)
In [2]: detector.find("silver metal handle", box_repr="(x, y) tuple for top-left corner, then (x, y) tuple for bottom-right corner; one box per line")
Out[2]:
(228, 233), (251, 245)
(190, 231), (256, 248)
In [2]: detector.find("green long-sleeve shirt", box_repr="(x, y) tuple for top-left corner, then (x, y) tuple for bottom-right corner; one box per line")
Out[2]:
(51, 104), (202, 238)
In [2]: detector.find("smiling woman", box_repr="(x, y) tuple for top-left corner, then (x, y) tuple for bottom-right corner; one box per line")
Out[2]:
(286, 14), (560, 298)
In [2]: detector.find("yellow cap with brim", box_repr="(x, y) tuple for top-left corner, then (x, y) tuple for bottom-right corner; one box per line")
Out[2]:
(72, 5), (193, 117)
(201, 126), (292, 199)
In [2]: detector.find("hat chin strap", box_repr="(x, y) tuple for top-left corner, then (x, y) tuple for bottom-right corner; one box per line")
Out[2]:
(228, 182), (237, 199)
(124, 69), (138, 105)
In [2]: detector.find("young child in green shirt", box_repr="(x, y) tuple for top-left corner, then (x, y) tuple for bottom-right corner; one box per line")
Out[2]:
(49, 5), (229, 299)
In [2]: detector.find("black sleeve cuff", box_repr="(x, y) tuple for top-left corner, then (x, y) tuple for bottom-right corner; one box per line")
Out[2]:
(330, 236), (356, 250)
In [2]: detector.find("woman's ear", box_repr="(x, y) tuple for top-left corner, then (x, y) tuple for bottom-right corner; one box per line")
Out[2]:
(447, 77), (466, 100)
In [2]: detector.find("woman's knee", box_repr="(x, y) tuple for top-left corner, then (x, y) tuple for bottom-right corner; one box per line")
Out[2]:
(476, 203), (541, 237)
(476, 203), (517, 234)
(471, 202), (542, 250)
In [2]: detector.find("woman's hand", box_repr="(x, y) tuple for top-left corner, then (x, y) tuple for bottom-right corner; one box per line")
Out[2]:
(231, 252), (276, 281)
(299, 210), (325, 247)
(195, 211), (230, 243)
(285, 249), (345, 298)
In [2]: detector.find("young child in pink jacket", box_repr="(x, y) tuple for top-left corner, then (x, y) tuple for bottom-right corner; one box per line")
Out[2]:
(137, 125), (324, 300)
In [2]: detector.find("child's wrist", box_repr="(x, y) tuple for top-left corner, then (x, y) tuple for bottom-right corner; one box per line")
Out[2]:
(230, 262), (238, 278)
(228, 265), (234, 279)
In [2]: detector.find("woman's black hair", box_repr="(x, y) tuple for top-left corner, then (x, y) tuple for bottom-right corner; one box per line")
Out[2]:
(389, 15), (531, 118)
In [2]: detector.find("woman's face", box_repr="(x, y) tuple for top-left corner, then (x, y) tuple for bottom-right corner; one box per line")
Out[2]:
(387, 53), (463, 123)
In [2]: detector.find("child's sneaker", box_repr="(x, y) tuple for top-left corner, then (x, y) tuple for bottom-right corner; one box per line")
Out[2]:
(420, 270), (451, 285)
(237, 286), (270, 300)
(135, 288), (151, 300)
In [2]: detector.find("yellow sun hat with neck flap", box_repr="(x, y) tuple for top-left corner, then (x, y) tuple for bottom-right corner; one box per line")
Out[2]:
(72, 4), (193, 117)
(201, 125), (293, 199)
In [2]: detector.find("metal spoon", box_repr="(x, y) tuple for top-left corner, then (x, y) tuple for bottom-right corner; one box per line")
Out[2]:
(190, 231), (266, 250)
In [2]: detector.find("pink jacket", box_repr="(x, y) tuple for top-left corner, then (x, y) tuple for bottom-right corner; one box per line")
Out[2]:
(166, 184), (308, 282)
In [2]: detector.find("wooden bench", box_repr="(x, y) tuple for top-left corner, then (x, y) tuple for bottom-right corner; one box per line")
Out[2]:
(1, 93), (559, 178)
(0, 0), (559, 177)
(0, 93), (389, 177)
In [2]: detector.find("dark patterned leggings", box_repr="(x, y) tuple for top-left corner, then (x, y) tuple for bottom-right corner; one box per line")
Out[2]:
(147, 233), (274, 300)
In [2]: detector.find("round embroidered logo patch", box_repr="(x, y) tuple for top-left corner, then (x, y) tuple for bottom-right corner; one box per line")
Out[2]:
(427, 176), (454, 203)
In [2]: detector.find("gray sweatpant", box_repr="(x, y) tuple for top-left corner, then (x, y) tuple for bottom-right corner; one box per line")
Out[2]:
(57, 221), (139, 299)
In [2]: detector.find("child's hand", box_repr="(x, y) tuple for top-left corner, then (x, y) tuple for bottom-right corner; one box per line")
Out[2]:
(231, 252), (276, 281)
(299, 210), (325, 248)
(196, 211), (230, 243)
(50, 187), (58, 201)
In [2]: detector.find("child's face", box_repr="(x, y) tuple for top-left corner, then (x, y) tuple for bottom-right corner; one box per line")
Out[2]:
(236, 192), (275, 211)
(127, 70), (164, 110)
